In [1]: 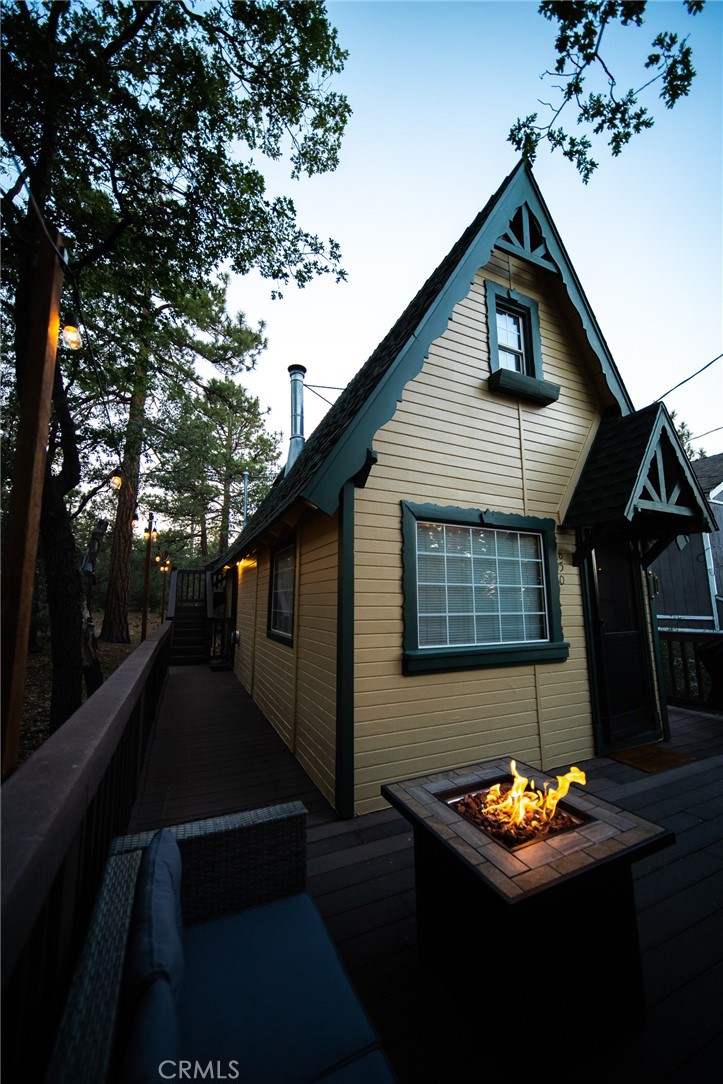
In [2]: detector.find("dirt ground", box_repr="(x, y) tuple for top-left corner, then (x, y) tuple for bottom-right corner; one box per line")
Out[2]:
(18, 610), (163, 765)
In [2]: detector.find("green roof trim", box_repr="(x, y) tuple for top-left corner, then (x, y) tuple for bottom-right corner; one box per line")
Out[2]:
(488, 369), (561, 405)
(217, 161), (635, 567)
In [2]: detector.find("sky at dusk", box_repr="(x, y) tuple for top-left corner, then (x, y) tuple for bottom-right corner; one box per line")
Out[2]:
(227, 0), (723, 461)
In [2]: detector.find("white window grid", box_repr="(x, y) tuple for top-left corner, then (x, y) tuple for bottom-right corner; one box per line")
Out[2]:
(270, 545), (295, 637)
(496, 307), (526, 373)
(416, 522), (549, 649)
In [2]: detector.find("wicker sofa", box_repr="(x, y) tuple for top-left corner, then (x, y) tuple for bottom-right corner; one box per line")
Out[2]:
(46, 802), (396, 1084)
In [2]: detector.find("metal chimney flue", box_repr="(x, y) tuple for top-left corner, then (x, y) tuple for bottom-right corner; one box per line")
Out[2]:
(285, 364), (307, 474)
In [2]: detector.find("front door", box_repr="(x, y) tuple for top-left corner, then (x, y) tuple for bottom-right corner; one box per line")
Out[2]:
(587, 532), (661, 750)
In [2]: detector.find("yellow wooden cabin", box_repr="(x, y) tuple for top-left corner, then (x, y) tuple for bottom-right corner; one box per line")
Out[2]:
(214, 162), (714, 816)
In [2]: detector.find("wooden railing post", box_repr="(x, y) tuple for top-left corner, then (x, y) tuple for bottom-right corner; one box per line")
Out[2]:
(1, 230), (65, 780)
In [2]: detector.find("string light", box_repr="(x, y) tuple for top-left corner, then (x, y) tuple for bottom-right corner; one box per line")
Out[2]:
(62, 310), (82, 351)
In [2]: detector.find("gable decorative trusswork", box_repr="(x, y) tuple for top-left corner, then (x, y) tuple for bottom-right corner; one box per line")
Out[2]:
(496, 203), (557, 271)
(634, 434), (700, 519)
(564, 403), (715, 565)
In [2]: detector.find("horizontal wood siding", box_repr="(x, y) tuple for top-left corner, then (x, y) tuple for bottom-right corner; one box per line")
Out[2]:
(235, 560), (258, 692)
(354, 253), (599, 814)
(295, 514), (338, 807)
(232, 514), (339, 807)
(248, 548), (296, 747)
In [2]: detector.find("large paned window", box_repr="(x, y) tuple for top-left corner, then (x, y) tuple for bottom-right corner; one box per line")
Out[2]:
(485, 281), (560, 406)
(402, 502), (568, 674)
(268, 541), (296, 643)
(417, 522), (548, 647)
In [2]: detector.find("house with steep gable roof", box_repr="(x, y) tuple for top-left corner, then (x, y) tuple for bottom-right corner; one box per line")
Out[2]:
(213, 162), (714, 816)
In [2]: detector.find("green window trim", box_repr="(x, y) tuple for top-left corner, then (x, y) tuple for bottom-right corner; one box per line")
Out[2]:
(485, 281), (560, 406)
(267, 538), (296, 646)
(401, 501), (568, 675)
(488, 368), (560, 406)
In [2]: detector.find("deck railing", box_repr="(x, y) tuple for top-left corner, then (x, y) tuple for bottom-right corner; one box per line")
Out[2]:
(658, 631), (719, 707)
(1, 622), (172, 1083)
(209, 617), (234, 667)
(175, 567), (206, 605)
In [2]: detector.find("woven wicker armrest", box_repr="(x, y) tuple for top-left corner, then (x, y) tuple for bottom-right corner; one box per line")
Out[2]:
(112, 801), (307, 924)
(46, 803), (307, 1083)
(45, 849), (144, 1084)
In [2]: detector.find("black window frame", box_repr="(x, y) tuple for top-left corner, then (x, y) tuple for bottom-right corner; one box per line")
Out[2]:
(267, 538), (296, 645)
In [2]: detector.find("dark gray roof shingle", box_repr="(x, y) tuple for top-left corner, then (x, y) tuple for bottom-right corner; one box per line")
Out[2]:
(564, 402), (714, 533)
(692, 451), (723, 496)
(564, 404), (662, 527)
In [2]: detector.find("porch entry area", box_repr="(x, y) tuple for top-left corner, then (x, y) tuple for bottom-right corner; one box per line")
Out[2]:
(585, 531), (661, 750)
(565, 402), (715, 756)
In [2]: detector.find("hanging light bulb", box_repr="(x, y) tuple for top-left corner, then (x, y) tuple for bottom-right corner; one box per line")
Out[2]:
(109, 469), (123, 490)
(62, 311), (82, 351)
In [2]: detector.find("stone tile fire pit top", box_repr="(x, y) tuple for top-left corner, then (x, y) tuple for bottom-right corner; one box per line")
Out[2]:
(382, 756), (674, 904)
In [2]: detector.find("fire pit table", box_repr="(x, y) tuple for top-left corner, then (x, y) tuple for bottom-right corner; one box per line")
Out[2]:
(382, 757), (674, 1035)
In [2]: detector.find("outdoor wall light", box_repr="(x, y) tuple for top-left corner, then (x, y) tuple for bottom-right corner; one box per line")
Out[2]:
(62, 311), (82, 351)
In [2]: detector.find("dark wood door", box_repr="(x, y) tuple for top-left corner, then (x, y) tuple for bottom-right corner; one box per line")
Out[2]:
(590, 533), (660, 747)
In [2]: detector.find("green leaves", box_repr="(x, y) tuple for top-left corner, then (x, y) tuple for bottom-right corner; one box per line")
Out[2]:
(510, 0), (703, 181)
(2, 0), (350, 301)
(148, 375), (281, 558)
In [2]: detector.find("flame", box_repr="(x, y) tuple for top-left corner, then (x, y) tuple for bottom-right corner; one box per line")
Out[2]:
(482, 760), (586, 827)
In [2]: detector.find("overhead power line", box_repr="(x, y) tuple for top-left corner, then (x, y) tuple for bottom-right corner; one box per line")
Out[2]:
(691, 425), (723, 441)
(657, 352), (723, 401)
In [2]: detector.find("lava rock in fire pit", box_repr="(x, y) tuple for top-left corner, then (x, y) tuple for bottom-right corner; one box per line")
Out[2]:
(452, 786), (583, 850)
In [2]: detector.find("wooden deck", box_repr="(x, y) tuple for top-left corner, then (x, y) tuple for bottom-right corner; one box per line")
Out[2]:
(132, 667), (723, 1080)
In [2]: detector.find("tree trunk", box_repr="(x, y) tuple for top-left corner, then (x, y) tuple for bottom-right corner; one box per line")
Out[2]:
(13, 222), (84, 731)
(217, 414), (233, 556)
(28, 560), (45, 654)
(99, 466), (137, 643)
(41, 468), (84, 731)
(199, 513), (209, 560)
(100, 355), (147, 642)
(80, 520), (107, 696)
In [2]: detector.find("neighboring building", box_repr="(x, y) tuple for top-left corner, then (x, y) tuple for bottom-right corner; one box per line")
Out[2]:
(651, 452), (723, 708)
(213, 162), (714, 816)
(652, 452), (723, 633)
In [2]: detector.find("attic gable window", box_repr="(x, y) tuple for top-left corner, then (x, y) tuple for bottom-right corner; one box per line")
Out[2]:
(401, 502), (569, 674)
(268, 540), (296, 644)
(485, 281), (560, 406)
(496, 307), (529, 375)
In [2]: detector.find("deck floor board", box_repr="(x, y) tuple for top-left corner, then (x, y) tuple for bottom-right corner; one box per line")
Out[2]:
(131, 671), (723, 1079)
